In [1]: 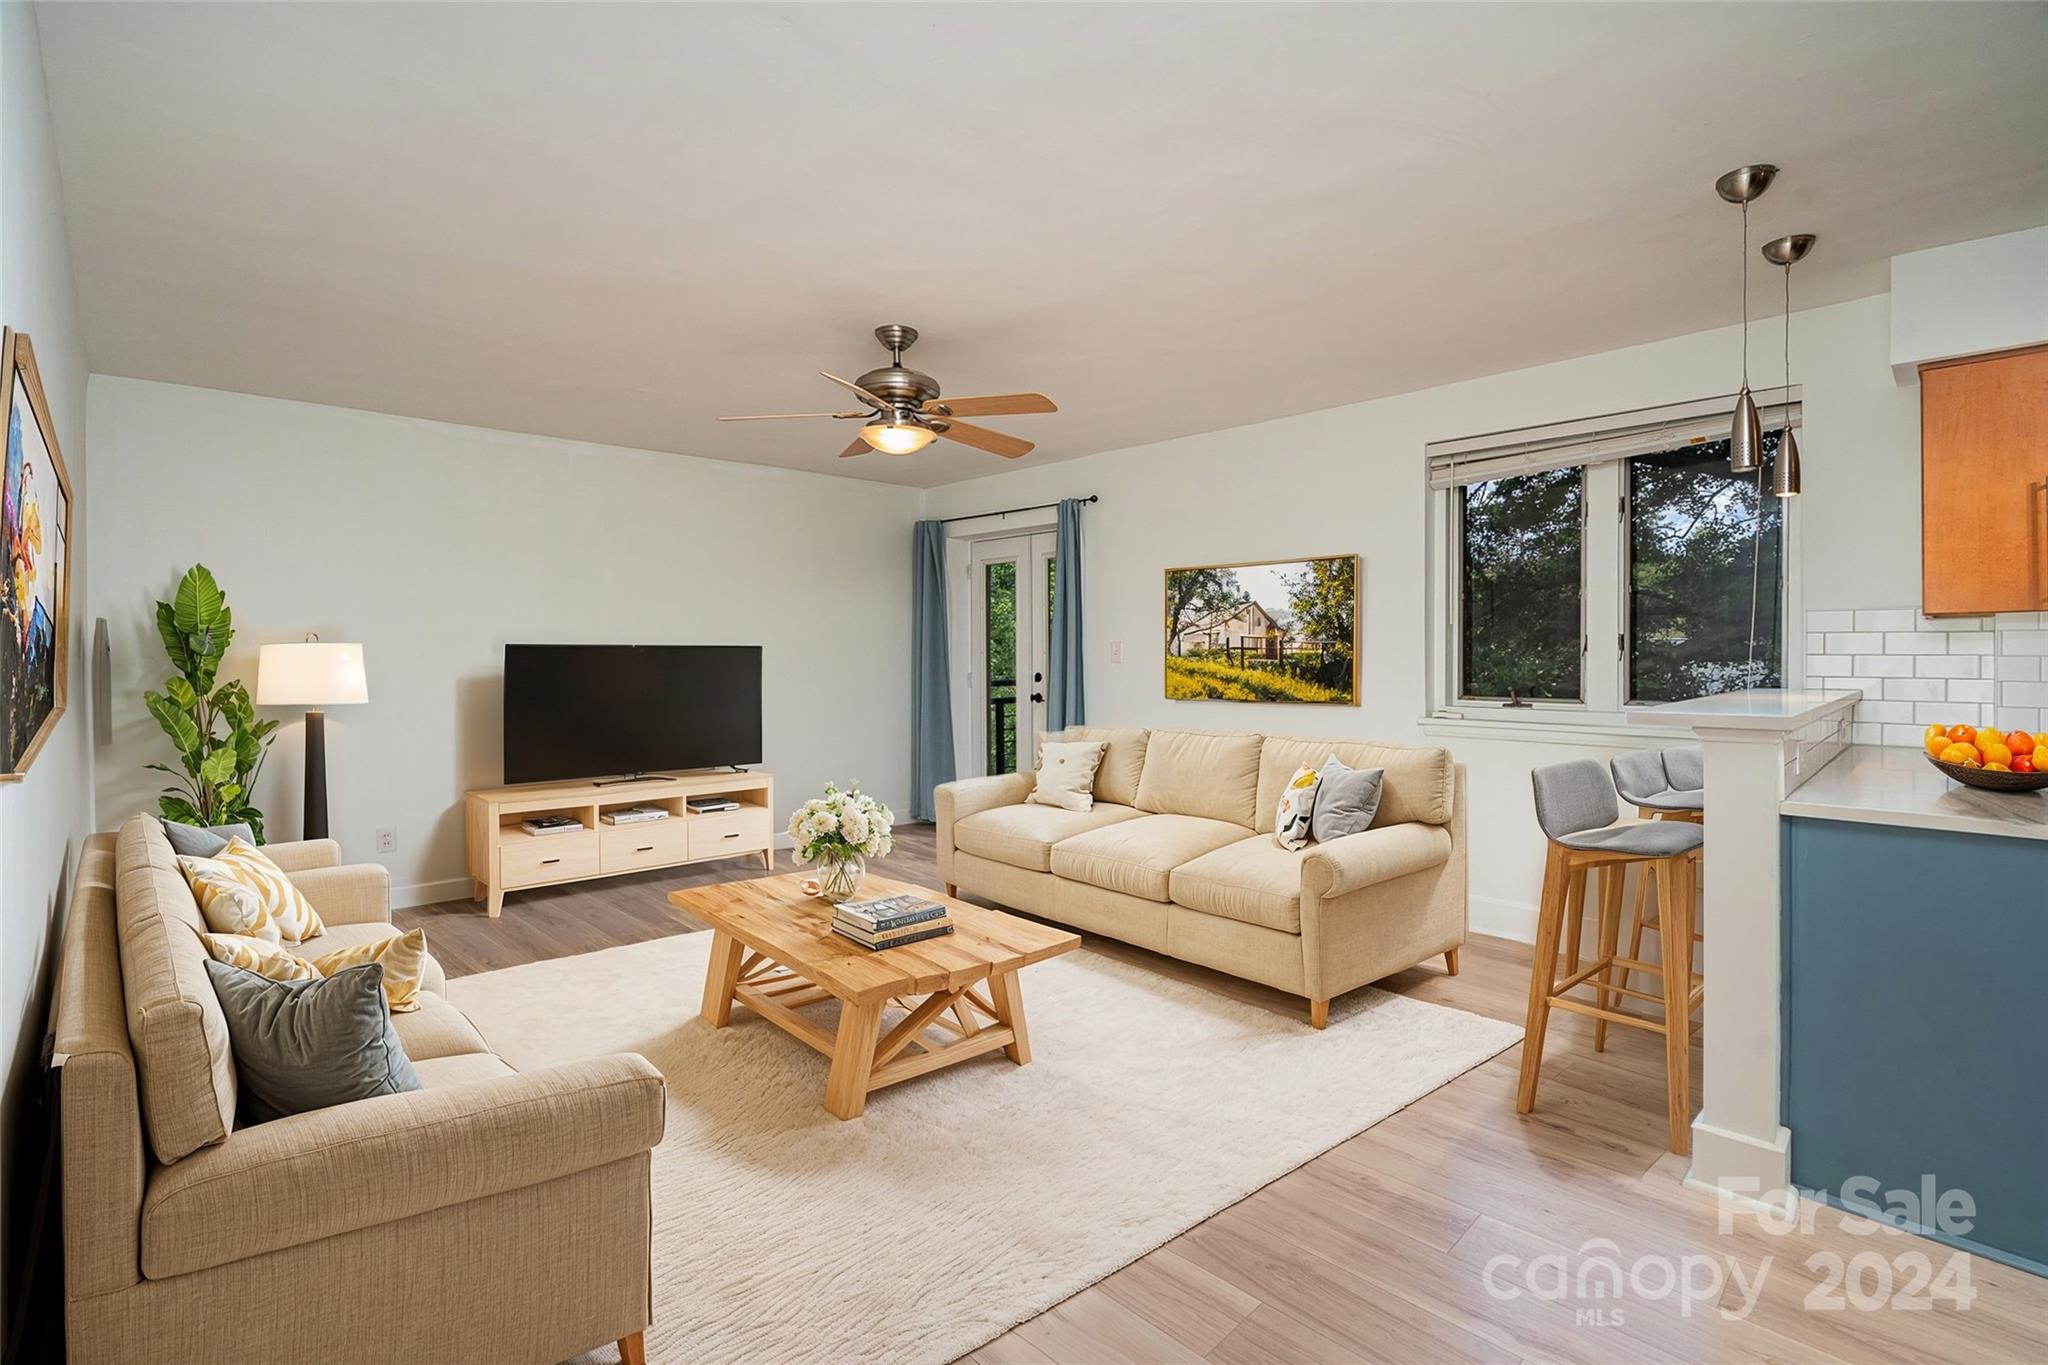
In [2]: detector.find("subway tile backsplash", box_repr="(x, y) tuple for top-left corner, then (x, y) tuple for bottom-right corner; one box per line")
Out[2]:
(1808, 609), (2047, 746)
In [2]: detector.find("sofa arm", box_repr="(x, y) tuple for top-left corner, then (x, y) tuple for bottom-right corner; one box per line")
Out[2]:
(263, 838), (341, 872)
(1302, 823), (1452, 900)
(287, 862), (392, 926)
(935, 771), (1033, 827)
(140, 1053), (666, 1279)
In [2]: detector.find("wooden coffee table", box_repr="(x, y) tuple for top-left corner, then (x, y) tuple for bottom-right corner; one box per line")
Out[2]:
(672, 873), (1080, 1118)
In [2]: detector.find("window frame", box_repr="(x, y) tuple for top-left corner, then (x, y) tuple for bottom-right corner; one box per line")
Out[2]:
(1425, 402), (1802, 739)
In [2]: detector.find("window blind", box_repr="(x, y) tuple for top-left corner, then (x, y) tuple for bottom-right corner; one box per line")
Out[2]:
(1426, 387), (1802, 490)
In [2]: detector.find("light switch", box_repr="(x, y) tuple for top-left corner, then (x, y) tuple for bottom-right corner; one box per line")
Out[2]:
(1110, 641), (1123, 664)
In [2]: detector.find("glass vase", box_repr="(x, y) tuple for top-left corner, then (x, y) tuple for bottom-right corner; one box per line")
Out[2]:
(814, 851), (866, 902)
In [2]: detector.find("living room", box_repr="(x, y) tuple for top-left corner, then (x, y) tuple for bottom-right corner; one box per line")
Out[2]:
(4, 4), (2047, 1363)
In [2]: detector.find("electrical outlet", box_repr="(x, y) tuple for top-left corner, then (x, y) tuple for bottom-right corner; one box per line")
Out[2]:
(1111, 640), (1123, 664)
(374, 826), (397, 854)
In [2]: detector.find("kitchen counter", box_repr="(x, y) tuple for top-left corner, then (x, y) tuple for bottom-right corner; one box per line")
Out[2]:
(1780, 743), (2048, 842)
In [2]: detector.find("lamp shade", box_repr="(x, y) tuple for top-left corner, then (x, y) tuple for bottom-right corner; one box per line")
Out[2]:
(256, 642), (368, 706)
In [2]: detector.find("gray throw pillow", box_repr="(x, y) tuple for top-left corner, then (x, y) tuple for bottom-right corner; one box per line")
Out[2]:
(158, 817), (257, 858)
(1310, 757), (1384, 842)
(204, 959), (421, 1124)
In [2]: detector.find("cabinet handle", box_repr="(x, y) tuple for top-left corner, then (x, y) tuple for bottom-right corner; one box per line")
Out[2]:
(723, 831), (740, 840)
(636, 845), (654, 853)
(541, 857), (560, 866)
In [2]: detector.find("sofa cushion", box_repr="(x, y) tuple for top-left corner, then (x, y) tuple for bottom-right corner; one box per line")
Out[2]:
(1256, 737), (1455, 829)
(1050, 814), (1252, 902)
(1040, 726), (1150, 806)
(390, 992), (493, 1062)
(410, 1052), (518, 1089)
(204, 960), (422, 1125)
(954, 802), (1143, 873)
(113, 813), (240, 1165)
(1134, 729), (1262, 827)
(1169, 835), (1309, 934)
(292, 921), (448, 998)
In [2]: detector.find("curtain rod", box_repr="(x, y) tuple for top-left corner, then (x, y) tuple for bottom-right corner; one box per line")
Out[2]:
(937, 494), (1097, 526)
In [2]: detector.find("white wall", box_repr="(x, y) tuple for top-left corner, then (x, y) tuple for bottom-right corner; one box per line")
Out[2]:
(1890, 225), (2048, 381)
(87, 379), (923, 906)
(0, 1), (93, 1345)
(924, 292), (1920, 938)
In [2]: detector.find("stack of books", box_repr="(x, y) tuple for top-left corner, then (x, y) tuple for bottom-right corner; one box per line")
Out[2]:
(831, 894), (954, 951)
(520, 815), (584, 836)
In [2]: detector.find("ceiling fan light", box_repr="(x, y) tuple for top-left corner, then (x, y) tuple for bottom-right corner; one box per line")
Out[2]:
(860, 417), (935, 455)
(1729, 387), (1763, 473)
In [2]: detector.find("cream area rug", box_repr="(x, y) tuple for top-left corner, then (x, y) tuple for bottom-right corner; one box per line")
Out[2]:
(448, 930), (1522, 1365)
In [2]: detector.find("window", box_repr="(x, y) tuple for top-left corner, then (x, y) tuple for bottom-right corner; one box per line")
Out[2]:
(1459, 467), (1584, 701)
(1430, 392), (1796, 724)
(1628, 434), (1784, 702)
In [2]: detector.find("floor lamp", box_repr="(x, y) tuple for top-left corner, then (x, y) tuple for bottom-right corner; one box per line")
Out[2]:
(257, 636), (368, 841)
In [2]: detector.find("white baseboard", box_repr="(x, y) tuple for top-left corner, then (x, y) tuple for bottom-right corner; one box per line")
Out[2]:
(1469, 892), (1538, 944)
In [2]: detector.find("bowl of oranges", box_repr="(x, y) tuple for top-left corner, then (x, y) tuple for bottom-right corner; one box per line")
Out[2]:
(1922, 724), (2048, 793)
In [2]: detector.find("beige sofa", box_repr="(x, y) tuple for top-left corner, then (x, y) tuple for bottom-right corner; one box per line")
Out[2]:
(936, 727), (1467, 1027)
(51, 814), (666, 1365)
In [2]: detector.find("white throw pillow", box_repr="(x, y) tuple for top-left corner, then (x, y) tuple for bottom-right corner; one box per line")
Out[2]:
(1028, 740), (1108, 812)
(1274, 763), (1322, 849)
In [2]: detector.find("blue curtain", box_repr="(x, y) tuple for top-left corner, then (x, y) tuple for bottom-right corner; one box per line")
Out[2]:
(1047, 498), (1086, 729)
(910, 520), (957, 821)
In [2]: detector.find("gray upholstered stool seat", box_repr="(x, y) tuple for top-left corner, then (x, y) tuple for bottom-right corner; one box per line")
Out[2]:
(1557, 820), (1705, 856)
(1610, 748), (1706, 814)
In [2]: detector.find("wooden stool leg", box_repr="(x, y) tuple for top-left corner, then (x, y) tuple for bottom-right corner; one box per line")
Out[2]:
(1619, 860), (1654, 1003)
(1656, 855), (1695, 1155)
(1592, 863), (1625, 1052)
(1517, 844), (1570, 1115)
(1562, 865), (1588, 976)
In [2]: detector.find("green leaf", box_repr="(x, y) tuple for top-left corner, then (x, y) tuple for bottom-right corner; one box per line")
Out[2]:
(173, 565), (226, 634)
(144, 692), (204, 756)
(158, 795), (204, 826)
(198, 745), (238, 787)
(216, 783), (242, 804)
(164, 676), (197, 709)
(156, 602), (195, 676)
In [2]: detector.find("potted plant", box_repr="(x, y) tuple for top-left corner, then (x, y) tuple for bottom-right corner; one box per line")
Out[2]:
(788, 782), (894, 901)
(143, 565), (278, 840)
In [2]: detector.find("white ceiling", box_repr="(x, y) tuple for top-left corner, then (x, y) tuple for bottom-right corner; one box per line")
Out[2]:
(35, 2), (2048, 488)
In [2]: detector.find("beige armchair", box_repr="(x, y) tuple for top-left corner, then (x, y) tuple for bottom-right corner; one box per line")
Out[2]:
(53, 815), (666, 1364)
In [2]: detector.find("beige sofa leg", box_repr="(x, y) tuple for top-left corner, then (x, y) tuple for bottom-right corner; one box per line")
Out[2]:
(1308, 999), (1328, 1030)
(619, 1332), (646, 1365)
(944, 882), (957, 897)
(1445, 948), (1461, 976)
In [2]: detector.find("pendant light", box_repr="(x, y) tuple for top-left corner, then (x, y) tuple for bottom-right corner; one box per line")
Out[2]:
(1763, 233), (1816, 498)
(1716, 165), (1777, 474)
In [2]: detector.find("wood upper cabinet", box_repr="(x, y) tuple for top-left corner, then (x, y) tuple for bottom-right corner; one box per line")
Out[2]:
(1922, 347), (2048, 615)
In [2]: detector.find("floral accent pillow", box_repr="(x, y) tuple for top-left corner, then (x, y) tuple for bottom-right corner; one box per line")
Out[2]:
(1028, 740), (1108, 812)
(1275, 763), (1321, 850)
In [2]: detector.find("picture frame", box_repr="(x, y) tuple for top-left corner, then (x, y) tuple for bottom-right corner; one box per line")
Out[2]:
(1, 329), (74, 781)
(1164, 554), (1359, 704)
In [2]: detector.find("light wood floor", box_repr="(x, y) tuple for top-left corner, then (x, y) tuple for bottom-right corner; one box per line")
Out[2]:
(402, 825), (2048, 1365)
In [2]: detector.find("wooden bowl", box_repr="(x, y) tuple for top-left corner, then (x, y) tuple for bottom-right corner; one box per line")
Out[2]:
(1924, 754), (2048, 793)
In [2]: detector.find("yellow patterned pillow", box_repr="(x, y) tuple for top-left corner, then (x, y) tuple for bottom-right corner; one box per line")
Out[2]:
(201, 932), (320, 982)
(310, 929), (429, 1013)
(178, 837), (327, 944)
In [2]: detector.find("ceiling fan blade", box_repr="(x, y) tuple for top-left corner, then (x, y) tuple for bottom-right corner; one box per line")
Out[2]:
(936, 419), (1033, 460)
(923, 393), (1058, 418)
(718, 411), (866, 422)
(820, 371), (889, 409)
(838, 437), (870, 459)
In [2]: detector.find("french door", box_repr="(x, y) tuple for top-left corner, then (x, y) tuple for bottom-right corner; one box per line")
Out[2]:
(969, 533), (1056, 776)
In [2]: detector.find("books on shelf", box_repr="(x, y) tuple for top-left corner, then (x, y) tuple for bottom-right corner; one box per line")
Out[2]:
(831, 893), (953, 950)
(520, 815), (584, 836)
(602, 806), (670, 825)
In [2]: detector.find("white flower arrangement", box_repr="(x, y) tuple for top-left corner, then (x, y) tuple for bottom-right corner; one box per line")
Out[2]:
(788, 781), (894, 865)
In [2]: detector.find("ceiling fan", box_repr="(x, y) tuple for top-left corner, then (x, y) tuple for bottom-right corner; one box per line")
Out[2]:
(719, 324), (1057, 460)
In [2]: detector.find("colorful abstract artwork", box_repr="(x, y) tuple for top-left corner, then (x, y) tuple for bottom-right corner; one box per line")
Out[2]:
(1, 331), (72, 777)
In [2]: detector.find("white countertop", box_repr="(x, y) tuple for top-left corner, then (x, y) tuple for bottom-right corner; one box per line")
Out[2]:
(1628, 688), (1863, 732)
(1781, 744), (2048, 842)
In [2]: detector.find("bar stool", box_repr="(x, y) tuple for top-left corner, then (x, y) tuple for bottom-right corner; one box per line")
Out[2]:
(1609, 747), (1706, 1027)
(1517, 759), (1705, 1154)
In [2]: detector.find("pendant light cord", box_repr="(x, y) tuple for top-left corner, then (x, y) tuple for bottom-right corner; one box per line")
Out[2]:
(1740, 198), (1764, 690)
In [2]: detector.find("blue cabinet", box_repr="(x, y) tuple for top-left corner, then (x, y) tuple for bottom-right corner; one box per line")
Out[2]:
(1783, 815), (2048, 1273)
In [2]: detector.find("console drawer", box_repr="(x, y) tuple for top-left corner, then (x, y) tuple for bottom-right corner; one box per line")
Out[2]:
(600, 818), (690, 873)
(500, 829), (600, 887)
(689, 808), (772, 859)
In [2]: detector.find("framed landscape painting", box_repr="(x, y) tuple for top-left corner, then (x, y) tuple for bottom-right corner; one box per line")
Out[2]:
(1164, 554), (1358, 704)
(1, 330), (73, 780)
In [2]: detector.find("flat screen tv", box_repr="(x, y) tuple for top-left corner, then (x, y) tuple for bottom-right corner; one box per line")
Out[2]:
(503, 644), (762, 784)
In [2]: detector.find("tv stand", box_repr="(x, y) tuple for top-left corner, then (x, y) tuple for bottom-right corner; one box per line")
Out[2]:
(464, 770), (774, 918)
